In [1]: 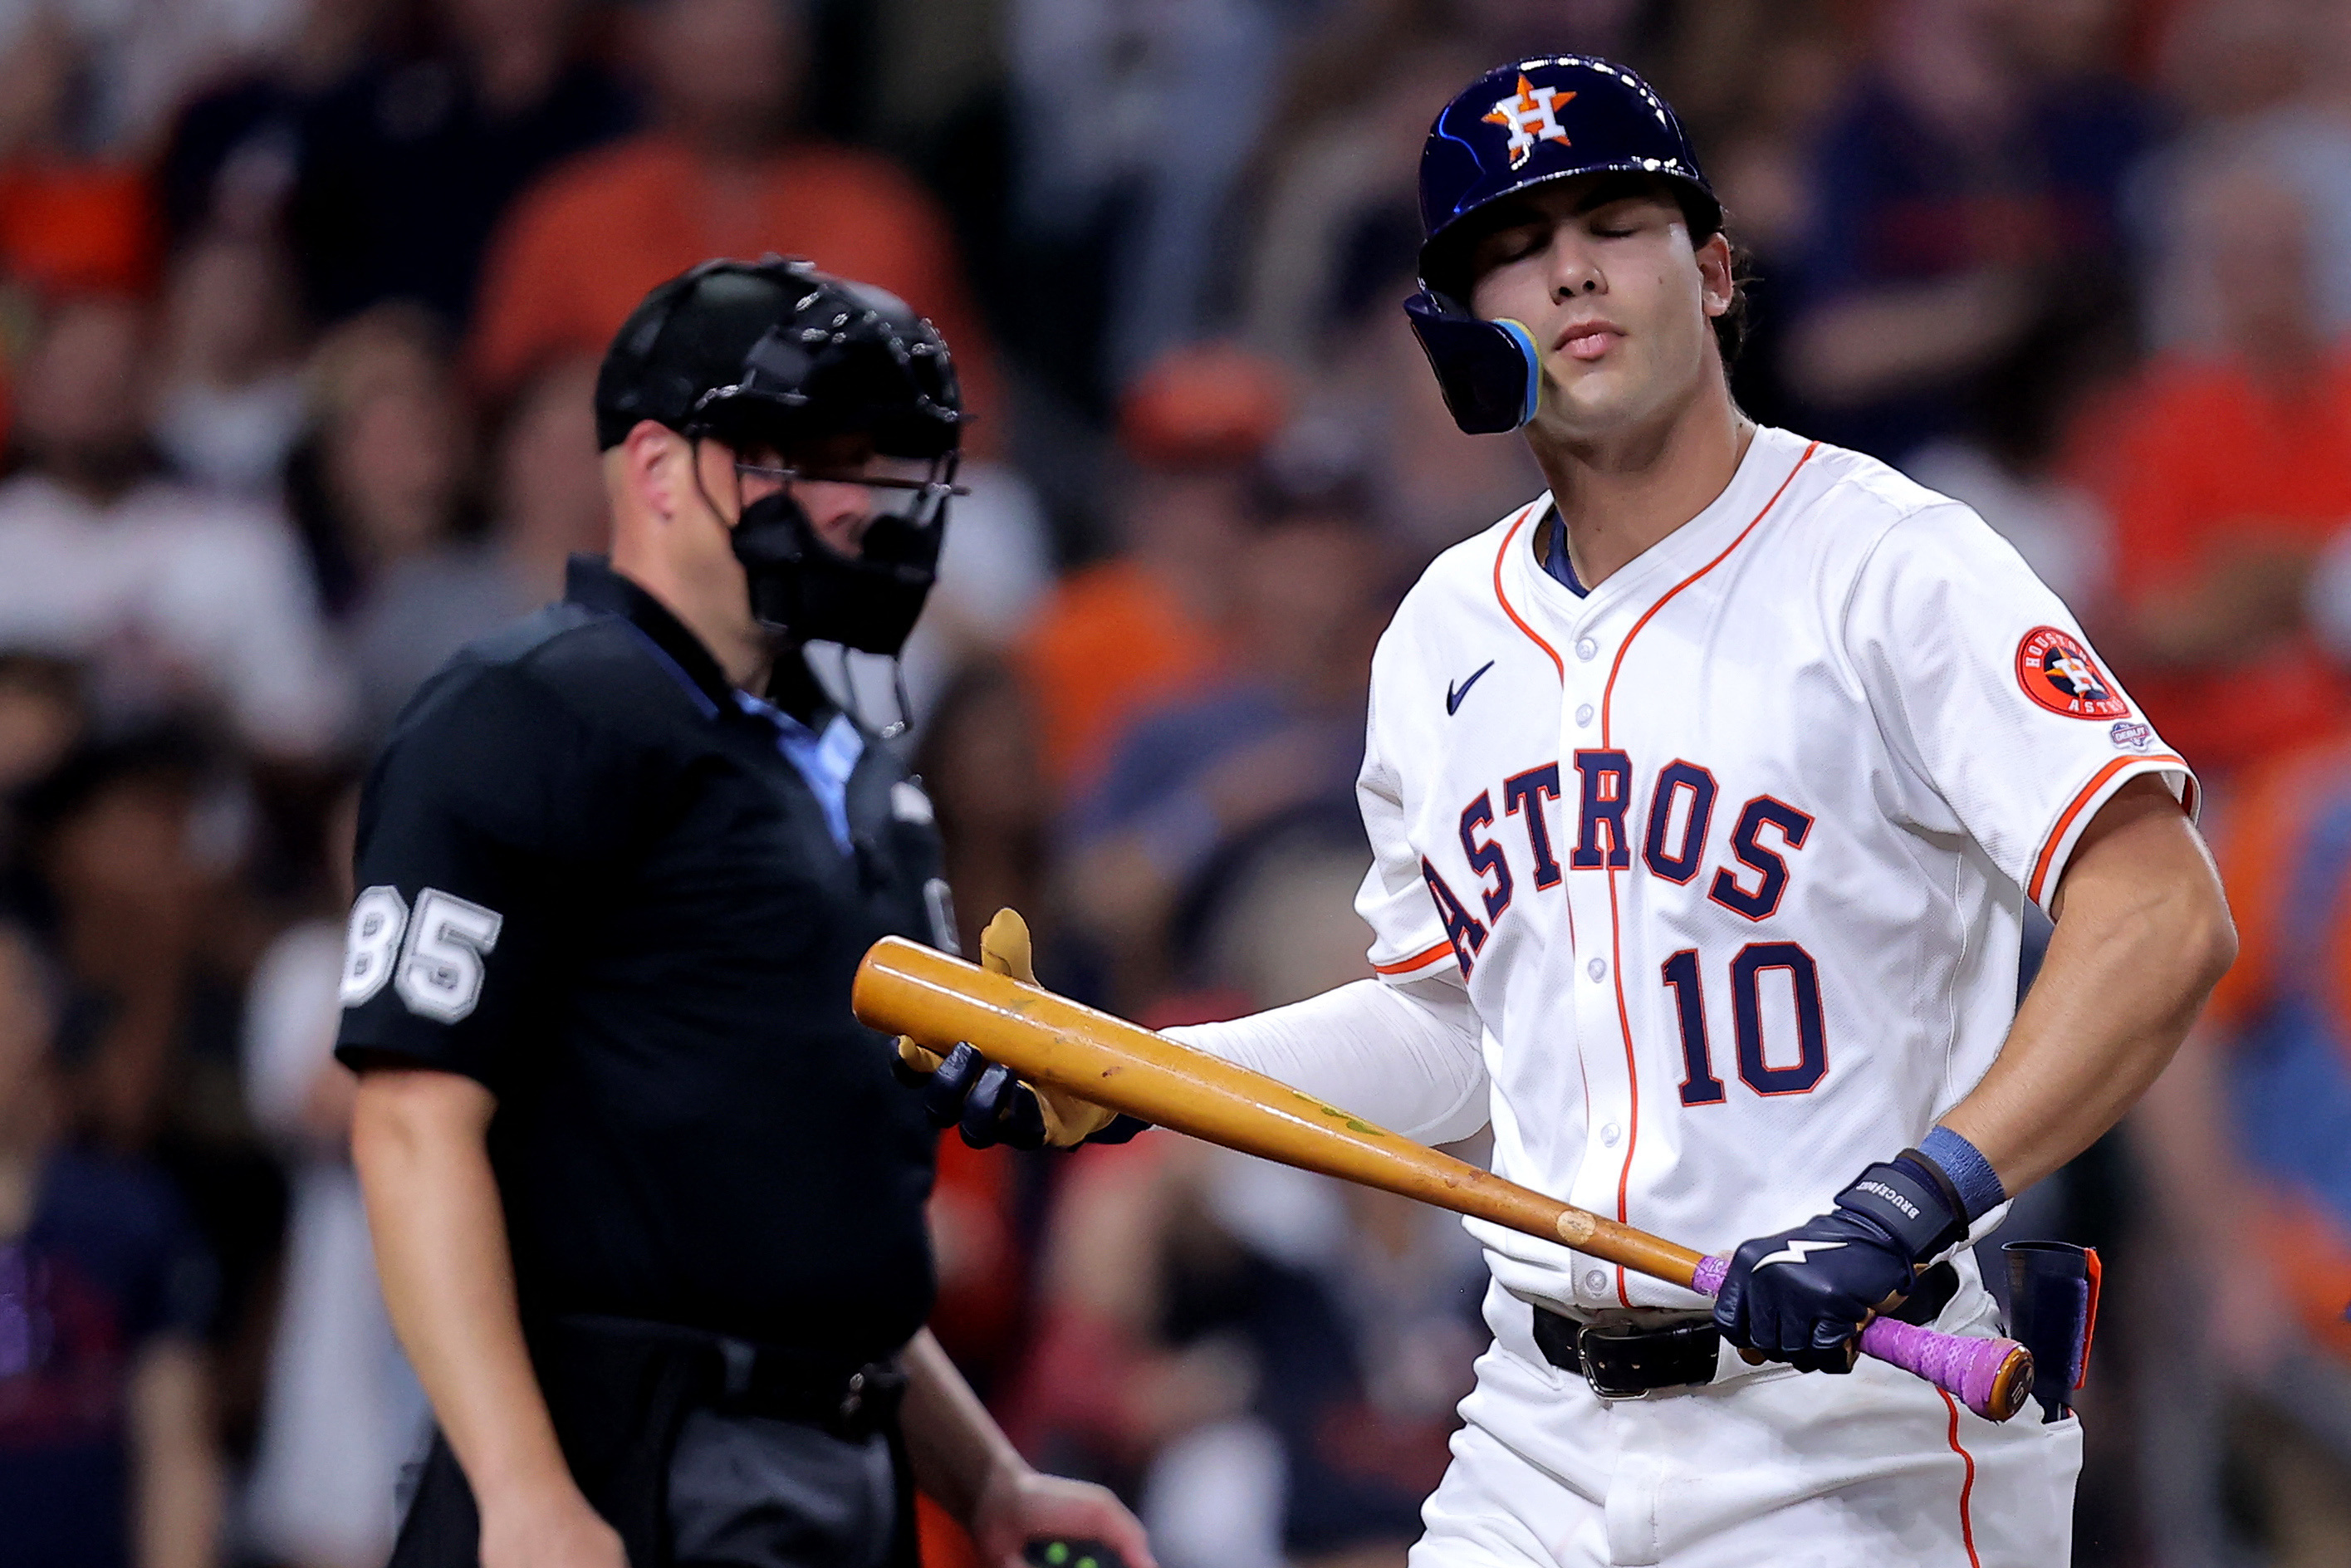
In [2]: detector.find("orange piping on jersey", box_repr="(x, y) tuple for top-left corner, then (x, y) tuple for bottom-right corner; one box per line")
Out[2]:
(1596, 441), (1819, 1304)
(1374, 939), (1457, 976)
(2026, 752), (2190, 907)
(1492, 503), (1564, 680)
(1939, 1389), (1982, 1568)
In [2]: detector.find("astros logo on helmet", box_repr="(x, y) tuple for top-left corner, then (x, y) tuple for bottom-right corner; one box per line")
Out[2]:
(1483, 74), (1575, 169)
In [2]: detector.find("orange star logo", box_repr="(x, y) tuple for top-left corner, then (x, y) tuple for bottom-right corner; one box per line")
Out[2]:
(1484, 74), (1575, 169)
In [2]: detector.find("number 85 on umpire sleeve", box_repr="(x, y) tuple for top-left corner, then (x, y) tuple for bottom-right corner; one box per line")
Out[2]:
(340, 885), (506, 1023)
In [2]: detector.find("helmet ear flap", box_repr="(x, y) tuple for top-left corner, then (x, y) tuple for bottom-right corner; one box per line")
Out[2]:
(1404, 292), (1540, 435)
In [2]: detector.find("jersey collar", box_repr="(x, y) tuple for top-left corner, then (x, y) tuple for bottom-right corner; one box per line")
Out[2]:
(565, 554), (737, 713)
(1516, 424), (1805, 625)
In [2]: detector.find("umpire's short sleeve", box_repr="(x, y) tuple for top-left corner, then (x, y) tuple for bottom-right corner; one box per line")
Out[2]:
(335, 662), (621, 1090)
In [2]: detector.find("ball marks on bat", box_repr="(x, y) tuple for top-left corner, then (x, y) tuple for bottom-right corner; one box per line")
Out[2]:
(1555, 1209), (1595, 1246)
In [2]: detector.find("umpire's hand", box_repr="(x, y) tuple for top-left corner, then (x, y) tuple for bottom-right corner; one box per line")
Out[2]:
(895, 909), (1124, 1149)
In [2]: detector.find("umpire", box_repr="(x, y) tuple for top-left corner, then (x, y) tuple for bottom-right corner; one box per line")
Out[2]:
(338, 257), (1153, 1568)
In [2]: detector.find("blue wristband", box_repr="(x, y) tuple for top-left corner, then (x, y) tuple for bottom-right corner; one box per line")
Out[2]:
(1919, 1125), (2006, 1222)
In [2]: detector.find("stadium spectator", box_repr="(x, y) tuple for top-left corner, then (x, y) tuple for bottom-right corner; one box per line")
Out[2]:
(1009, 836), (1483, 1568)
(1011, 345), (1281, 803)
(2086, 164), (2351, 780)
(1005, 0), (1315, 385)
(1276, 267), (1544, 559)
(466, 0), (999, 432)
(1137, 1162), (1482, 1568)
(0, 0), (302, 160)
(1676, 9), (1856, 433)
(0, 916), (223, 1568)
(1780, 0), (2157, 461)
(1902, 298), (2127, 615)
(1235, 21), (1482, 371)
(14, 730), (290, 1517)
(326, 344), (597, 736)
(159, 0), (395, 243)
(287, 0), (635, 328)
(894, 462), (1055, 728)
(1065, 488), (1388, 1004)
(0, 16), (161, 300)
(0, 651), (86, 797)
(2137, 737), (2351, 1565)
(242, 784), (424, 1568)
(0, 296), (350, 757)
(287, 306), (475, 624)
(915, 660), (1059, 970)
(150, 229), (307, 497)
(2238, 0), (2351, 341)
(2129, 0), (2324, 354)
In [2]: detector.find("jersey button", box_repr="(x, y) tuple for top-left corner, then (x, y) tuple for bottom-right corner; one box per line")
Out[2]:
(1583, 1269), (1608, 1294)
(1586, 957), (1607, 981)
(1600, 1120), (1621, 1146)
(1575, 703), (1594, 727)
(1575, 637), (1598, 661)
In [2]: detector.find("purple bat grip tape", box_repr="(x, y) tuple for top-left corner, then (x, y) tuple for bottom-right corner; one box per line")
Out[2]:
(1687, 1255), (2019, 1420)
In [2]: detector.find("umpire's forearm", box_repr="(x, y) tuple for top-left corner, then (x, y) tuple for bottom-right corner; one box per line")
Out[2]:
(898, 1328), (1026, 1526)
(350, 1068), (576, 1515)
(1942, 777), (2235, 1196)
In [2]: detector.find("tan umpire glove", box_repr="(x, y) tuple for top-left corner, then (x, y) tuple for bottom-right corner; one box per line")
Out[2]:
(896, 908), (1118, 1148)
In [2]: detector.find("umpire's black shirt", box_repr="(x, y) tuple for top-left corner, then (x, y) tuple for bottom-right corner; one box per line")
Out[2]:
(336, 556), (947, 1364)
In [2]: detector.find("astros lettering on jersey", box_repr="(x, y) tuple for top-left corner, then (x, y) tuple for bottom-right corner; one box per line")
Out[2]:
(1352, 424), (2195, 1315)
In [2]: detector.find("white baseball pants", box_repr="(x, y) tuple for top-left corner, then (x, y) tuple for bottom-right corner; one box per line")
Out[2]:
(1409, 1281), (2081, 1568)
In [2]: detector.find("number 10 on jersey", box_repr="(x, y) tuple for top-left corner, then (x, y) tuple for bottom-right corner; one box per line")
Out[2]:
(1660, 943), (1828, 1105)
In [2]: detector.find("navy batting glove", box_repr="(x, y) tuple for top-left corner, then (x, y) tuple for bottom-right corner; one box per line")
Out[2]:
(1712, 1152), (1969, 1374)
(911, 1041), (1150, 1150)
(916, 1042), (1048, 1149)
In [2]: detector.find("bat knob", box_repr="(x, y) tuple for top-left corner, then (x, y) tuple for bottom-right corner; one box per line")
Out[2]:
(1986, 1342), (2035, 1424)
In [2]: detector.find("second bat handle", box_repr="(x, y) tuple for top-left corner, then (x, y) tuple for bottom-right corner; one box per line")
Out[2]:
(1685, 1255), (2030, 1422)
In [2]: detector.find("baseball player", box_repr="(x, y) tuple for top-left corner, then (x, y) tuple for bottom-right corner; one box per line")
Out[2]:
(916, 56), (2236, 1566)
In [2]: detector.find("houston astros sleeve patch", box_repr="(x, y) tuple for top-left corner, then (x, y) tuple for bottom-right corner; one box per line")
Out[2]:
(2015, 626), (2130, 719)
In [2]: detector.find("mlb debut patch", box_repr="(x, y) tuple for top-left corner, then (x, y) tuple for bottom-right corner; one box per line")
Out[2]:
(2015, 626), (2129, 719)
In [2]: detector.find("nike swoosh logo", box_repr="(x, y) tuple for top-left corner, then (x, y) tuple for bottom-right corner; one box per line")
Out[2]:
(1446, 661), (1496, 716)
(1754, 1239), (1847, 1269)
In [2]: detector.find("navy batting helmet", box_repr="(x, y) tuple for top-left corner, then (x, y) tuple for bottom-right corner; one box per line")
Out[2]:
(1405, 56), (1720, 434)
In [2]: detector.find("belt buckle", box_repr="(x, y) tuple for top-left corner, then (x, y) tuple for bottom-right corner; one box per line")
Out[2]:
(1579, 1317), (1719, 1399)
(1578, 1350), (1652, 1400)
(1574, 1322), (1652, 1402)
(838, 1369), (867, 1424)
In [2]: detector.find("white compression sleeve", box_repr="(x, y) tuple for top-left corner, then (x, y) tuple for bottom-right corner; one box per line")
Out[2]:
(1162, 975), (1489, 1145)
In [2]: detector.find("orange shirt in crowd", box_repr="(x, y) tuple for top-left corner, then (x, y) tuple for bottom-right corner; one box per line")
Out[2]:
(468, 133), (999, 446)
(2088, 350), (2351, 778)
(2201, 736), (2351, 1360)
(0, 159), (157, 297)
(1011, 559), (1227, 802)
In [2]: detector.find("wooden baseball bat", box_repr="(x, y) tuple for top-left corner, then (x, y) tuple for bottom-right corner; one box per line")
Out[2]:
(853, 936), (2032, 1423)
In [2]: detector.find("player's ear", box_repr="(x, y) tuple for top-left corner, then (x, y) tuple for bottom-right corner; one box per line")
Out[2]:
(1697, 230), (1735, 321)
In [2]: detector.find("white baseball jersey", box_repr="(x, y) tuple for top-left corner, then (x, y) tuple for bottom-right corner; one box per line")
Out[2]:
(1340, 423), (2193, 1315)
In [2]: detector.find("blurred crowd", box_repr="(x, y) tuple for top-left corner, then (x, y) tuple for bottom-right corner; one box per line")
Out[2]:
(0, 0), (2348, 1565)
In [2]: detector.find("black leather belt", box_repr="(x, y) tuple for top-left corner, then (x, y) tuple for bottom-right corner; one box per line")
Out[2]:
(546, 1315), (906, 1443)
(1534, 1310), (1719, 1397)
(708, 1335), (906, 1442)
(1531, 1260), (1962, 1399)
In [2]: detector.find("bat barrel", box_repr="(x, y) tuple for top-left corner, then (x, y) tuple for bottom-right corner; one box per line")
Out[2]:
(855, 937), (1649, 1262)
(858, 937), (2031, 1423)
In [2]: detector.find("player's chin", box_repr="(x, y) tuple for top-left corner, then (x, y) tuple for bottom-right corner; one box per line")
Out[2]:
(1537, 368), (1651, 433)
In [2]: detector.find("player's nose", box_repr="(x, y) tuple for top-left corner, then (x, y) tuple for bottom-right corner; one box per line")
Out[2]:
(1548, 233), (1604, 301)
